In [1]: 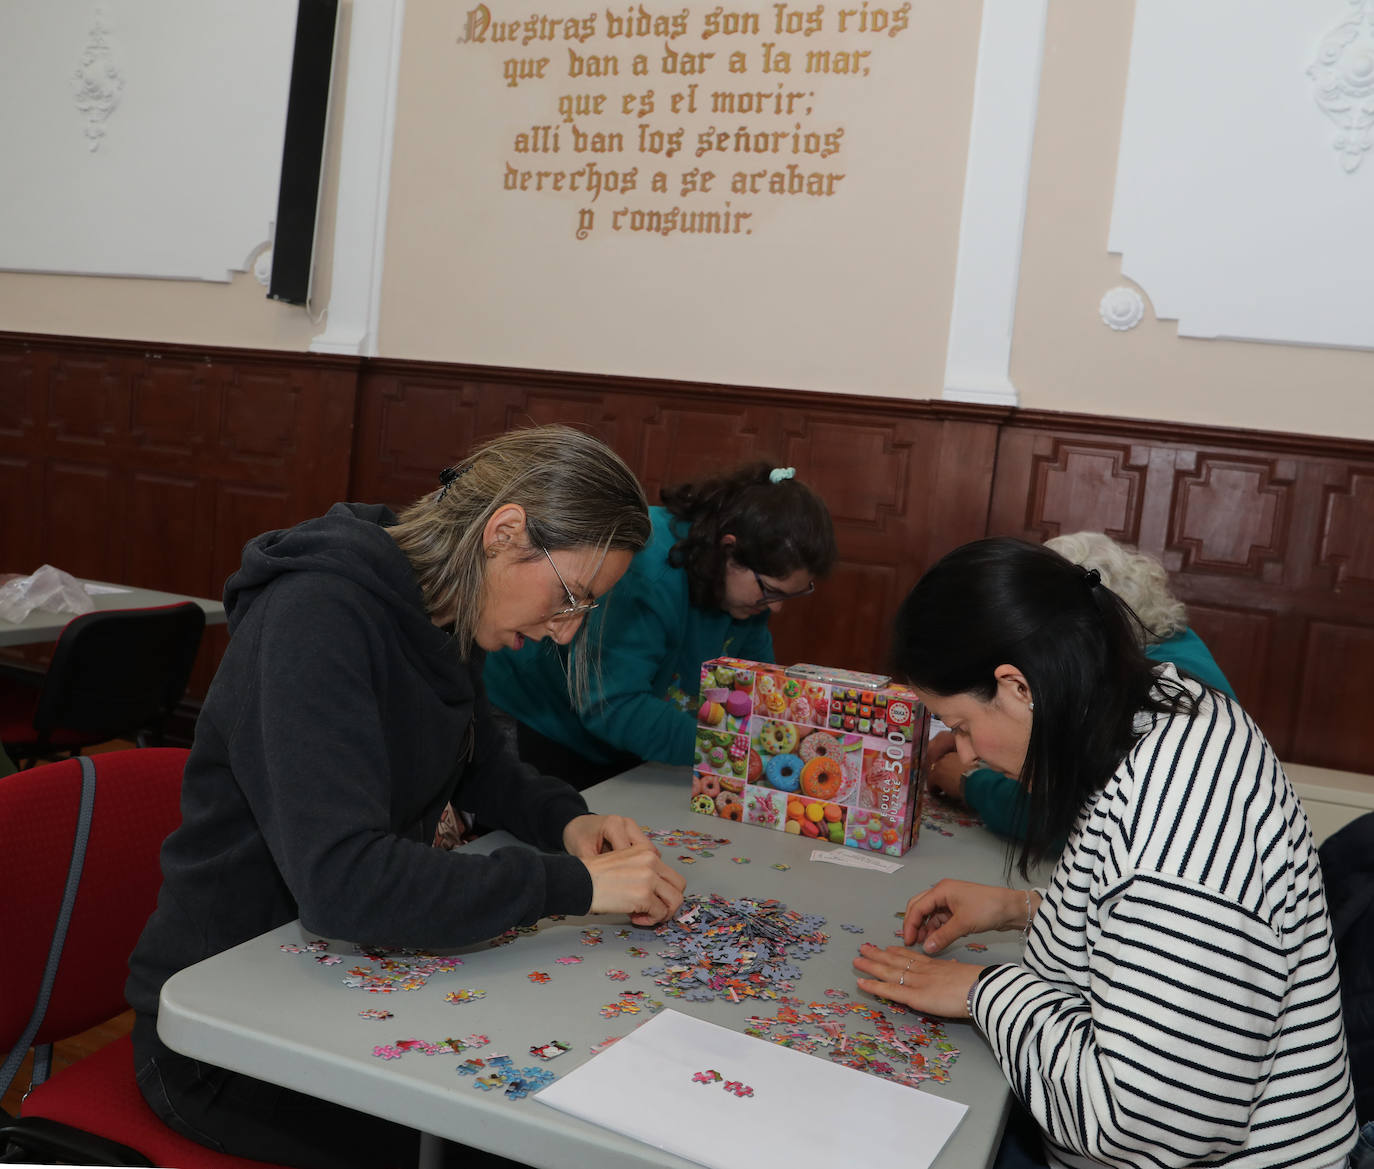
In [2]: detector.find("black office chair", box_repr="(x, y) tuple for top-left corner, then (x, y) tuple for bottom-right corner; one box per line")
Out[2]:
(0, 603), (205, 768)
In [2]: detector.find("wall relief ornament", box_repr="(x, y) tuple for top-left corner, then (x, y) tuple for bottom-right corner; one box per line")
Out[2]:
(1099, 286), (1145, 331)
(71, 8), (124, 152)
(1308, 0), (1374, 173)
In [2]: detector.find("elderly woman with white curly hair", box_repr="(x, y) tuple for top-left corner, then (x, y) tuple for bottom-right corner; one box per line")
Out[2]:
(925, 531), (1234, 841)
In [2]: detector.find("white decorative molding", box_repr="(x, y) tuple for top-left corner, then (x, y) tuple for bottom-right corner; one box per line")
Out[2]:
(1109, 0), (1374, 352)
(1099, 286), (1145, 331)
(252, 247), (273, 287)
(309, 0), (407, 357)
(941, 0), (1050, 406)
(71, 8), (123, 152)
(1308, 0), (1374, 173)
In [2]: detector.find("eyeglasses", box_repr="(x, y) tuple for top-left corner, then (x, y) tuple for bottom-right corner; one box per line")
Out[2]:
(752, 570), (816, 606)
(540, 545), (599, 622)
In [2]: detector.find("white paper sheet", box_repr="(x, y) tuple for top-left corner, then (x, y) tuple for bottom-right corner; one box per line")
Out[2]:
(810, 847), (904, 874)
(537, 1010), (966, 1169)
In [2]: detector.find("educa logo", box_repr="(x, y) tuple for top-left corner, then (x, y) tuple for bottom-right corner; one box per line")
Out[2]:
(887, 700), (911, 724)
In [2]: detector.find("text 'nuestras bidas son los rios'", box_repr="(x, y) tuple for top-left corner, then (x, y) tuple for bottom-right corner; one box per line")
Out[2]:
(459, 3), (914, 240)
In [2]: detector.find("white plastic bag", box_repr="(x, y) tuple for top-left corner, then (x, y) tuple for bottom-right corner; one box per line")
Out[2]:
(0, 565), (97, 623)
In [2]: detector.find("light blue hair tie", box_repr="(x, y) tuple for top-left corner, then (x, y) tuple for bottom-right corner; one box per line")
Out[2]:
(769, 467), (795, 484)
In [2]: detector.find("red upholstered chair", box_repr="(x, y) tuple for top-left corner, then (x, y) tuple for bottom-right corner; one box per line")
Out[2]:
(0, 602), (206, 769)
(0, 750), (282, 1167)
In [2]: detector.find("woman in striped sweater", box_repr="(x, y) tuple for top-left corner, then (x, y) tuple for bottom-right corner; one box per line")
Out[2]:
(853, 537), (1357, 1169)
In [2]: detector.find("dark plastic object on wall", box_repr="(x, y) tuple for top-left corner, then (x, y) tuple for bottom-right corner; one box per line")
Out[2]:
(268, 0), (340, 306)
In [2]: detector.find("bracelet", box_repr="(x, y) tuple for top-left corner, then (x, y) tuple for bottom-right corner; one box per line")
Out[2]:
(1021, 889), (1034, 943)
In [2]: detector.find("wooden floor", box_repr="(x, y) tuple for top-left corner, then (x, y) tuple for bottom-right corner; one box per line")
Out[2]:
(2, 739), (139, 1119)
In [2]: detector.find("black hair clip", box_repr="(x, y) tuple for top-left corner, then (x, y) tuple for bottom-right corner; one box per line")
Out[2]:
(1082, 567), (1102, 590)
(436, 464), (470, 503)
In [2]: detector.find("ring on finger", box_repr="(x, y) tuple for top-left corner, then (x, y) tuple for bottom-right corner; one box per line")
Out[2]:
(898, 973), (906, 986)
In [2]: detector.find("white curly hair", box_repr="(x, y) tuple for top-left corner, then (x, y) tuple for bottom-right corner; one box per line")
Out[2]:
(1044, 531), (1187, 644)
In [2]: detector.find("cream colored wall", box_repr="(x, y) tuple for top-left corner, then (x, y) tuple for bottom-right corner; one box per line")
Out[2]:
(1012, 0), (1374, 442)
(375, 0), (980, 396)
(0, 269), (323, 350)
(3, 0), (1370, 443)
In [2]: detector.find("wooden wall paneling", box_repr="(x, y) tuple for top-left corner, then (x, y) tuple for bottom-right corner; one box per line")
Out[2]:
(1292, 622), (1374, 770)
(0, 335), (359, 698)
(0, 345), (36, 441)
(989, 412), (1374, 773)
(352, 371), (483, 506)
(1319, 467), (1374, 594)
(43, 459), (124, 582)
(494, 383), (646, 467)
(6, 334), (1373, 773)
(353, 365), (1006, 675)
(1180, 602), (1286, 747)
(129, 356), (214, 460)
(0, 456), (41, 576)
(47, 351), (124, 449)
(1168, 452), (1293, 582)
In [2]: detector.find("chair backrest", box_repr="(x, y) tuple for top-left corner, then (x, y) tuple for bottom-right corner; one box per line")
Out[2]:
(34, 603), (206, 743)
(0, 749), (187, 1051)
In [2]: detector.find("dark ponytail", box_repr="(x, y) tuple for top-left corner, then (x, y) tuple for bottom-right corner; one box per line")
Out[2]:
(662, 462), (837, 609)
(891, 537), (1193, 875)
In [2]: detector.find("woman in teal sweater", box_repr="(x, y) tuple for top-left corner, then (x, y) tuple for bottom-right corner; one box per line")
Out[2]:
(927, 531), (1235, 839)
(485, 463), (836, 789)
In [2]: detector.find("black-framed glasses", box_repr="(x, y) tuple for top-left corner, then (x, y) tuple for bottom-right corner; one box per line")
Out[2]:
(540, 545), (599, 622)
(753, 570), (816, 606)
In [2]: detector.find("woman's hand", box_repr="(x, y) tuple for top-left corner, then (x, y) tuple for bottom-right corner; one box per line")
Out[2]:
(926, 729), (957, 764)
(926, 751), (968, 800)
(853, 943), (981, 1018)
(904, 879), (1035, 953)
(562, 813), (652, 859)
(583, 845), (686, 926)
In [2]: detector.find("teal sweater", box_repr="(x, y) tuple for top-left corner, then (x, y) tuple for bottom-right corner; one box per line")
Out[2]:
(483, 507), (774, 766)
(962, 629), (1236, 840)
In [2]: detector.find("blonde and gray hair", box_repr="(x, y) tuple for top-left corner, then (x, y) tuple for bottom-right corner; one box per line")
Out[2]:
(388, 425), (649, 699)
(1044, 531), (1187, 643)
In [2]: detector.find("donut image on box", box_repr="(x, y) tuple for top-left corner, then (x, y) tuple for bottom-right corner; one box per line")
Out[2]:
(691, 657), (929, 856)
(752, 717), (800, 759)
(796, 729), (861, 803)
(757, 749), (804, 793)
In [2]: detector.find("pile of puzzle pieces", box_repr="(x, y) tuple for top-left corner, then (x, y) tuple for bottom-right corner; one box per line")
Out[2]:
(743, 996), (960, 1087)
(630, 893), (829, 1004)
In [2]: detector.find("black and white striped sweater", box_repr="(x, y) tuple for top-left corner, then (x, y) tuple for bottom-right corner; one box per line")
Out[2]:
(969, 666), (1358, 1169)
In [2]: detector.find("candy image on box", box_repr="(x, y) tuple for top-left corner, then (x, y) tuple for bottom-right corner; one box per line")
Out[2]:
(693, 658), (929, 855)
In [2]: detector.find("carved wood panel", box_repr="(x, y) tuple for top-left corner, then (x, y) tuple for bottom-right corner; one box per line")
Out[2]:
(988, 413), (1374, 771)
(1320, 469), (1374, 593)
(0, 335), (358, 697)
(5, 334), (1373, 774)
(1025, 439), (1148, 541)
(1292, 622), (1374, 770)
(353, 365), (1003, 674)
(1170, 454), (1292, 580)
